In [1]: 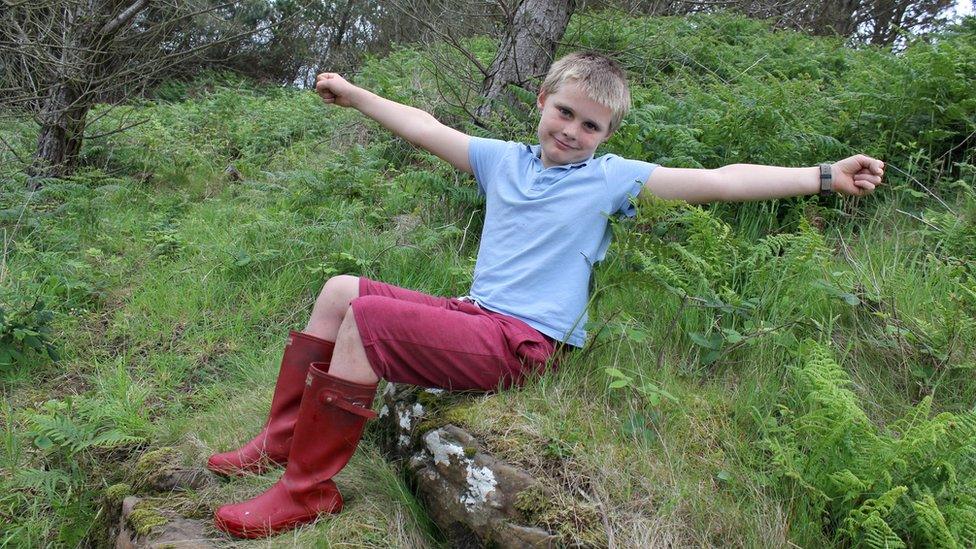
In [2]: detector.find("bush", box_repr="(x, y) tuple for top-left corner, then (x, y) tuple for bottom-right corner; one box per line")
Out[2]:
(0, 295), (58, 370)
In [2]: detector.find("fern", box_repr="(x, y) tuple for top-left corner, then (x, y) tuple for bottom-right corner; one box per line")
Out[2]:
(911, 495), (957, 549)
(27, 397), (147, 457)
(860, 515), (907, 549)
(762, 343), (976, 546)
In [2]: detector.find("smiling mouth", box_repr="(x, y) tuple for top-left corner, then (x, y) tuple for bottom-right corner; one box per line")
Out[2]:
(552, 137), (575, 150)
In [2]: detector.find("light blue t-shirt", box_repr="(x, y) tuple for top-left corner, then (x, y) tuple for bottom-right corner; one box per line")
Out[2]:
(467, 137), (657, 347)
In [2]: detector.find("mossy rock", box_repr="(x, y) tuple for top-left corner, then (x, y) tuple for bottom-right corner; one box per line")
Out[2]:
(415, 388), (446, 407)
(105, 483), (132, 505)
(416, 402), (481, 435)
(127, 500), (169, 537)
(135, 447), (180, 480)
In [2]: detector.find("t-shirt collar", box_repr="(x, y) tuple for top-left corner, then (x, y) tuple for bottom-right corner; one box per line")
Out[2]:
(526, 143), (592, 169)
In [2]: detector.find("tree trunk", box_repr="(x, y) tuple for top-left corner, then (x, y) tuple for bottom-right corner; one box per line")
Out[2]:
(476, 0), (575, 119)
(22, 0), (150, 187)
(29, 82), (89, 184)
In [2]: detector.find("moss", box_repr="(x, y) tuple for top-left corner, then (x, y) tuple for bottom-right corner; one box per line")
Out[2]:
(515, 486), (606, 547)
(105, 483), (131, 505)
(135, 447), (179, 479)
(127, 501), (168, 537)
(416, 403), (480, 435)
(463, 445), (477, 458)
(415, 389), (445, 407)
(513, 484), (553, 522)
(540, 501), (607, 548)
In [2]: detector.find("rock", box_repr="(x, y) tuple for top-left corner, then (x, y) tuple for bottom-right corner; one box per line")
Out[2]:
(108, 448), (219, 548)
(378, 384), (560, 547)
(115, 496), (215, 549)
(223, 164), (242, 182)
(134, 446), (216, 492)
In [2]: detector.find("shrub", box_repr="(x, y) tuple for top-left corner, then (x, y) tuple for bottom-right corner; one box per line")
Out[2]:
(0, 296), (58, 370)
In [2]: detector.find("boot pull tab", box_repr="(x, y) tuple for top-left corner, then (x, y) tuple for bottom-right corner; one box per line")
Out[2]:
(319, 391), (377, 419)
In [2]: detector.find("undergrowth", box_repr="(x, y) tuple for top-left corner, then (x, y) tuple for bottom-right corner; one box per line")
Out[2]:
(0, 11), (973, 547)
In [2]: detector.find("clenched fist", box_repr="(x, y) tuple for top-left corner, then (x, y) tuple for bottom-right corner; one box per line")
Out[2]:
(314, 73), (360, 108)
(831, 154), (885, 197)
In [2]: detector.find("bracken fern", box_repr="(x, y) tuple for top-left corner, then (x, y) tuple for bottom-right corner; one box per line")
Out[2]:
(763, 342), (976, 547)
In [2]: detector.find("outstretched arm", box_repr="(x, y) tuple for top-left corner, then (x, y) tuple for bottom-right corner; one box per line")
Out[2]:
(641, 155), (884, 204)
(315, 73), (472, 174)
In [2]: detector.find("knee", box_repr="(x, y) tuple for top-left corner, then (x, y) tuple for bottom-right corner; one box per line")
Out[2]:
(322, 274), (359, 299)
(316, 275), (359, 313)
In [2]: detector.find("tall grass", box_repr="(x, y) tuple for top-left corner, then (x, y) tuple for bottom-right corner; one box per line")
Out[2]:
(1, 12), (974, 547)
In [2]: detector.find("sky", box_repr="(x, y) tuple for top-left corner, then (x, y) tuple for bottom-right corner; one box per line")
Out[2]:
(955, 0), (975, 17)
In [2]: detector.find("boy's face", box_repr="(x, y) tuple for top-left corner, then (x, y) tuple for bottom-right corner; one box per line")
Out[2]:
(536, 81), (614, 168)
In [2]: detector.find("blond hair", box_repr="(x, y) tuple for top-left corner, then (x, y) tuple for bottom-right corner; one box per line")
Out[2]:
(539, 52), (630, 132)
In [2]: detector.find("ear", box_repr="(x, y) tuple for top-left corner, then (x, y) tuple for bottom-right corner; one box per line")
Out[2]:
(536, 91), (547, 110)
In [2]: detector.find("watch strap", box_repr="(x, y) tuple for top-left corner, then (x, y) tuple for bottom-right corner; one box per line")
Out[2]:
(819, 163), (833, 196)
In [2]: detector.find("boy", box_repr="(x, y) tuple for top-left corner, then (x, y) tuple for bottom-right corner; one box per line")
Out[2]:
(210, 52), (884, 538)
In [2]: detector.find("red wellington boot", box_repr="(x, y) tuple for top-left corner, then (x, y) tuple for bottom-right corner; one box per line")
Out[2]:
(207, 331), (334, 476)
(213, 363), (378, 538)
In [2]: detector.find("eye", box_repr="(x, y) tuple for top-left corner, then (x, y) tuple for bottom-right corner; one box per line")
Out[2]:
(558, 107), (571, 117)
(583, 122), (599, 132)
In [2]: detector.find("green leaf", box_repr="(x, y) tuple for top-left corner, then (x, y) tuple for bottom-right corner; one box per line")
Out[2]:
(24, 336), (44, 350)
(34, 436), (53, 450)
(722, 328), (743, 344)
(840, 293), (861, 306)
(622, 412), (657, 444)
(701, 349), (722, 366)
(232, 250), (252, 267)
(626, 327), (648, 343)
(641, 383), (678, 403)
(716, 470), (732, 483)
(609, 379), (630, 389)
(605, 368), (628, 379)
(689, 332), (722, 350)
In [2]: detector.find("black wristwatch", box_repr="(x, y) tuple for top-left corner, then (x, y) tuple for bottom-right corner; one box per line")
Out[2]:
(819, 163), (833, 197)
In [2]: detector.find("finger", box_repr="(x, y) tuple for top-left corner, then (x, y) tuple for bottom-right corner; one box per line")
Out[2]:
(853, 173), (882, 185)
(854, 180), (876, 191)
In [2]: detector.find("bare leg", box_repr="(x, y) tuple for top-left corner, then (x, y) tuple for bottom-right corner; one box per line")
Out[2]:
(328, 305), (380, 384)
(304, 275), (359, 341)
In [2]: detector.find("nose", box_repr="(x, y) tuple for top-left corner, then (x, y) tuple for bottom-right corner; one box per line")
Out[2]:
(560, 122), (579, 140)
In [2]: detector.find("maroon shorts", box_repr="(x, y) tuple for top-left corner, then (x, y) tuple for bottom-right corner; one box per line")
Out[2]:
(351, 277), (559, 391)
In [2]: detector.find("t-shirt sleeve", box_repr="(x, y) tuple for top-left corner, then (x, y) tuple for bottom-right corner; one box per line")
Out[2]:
(468, 136), (515, 195)
(604, 155), (658, 217)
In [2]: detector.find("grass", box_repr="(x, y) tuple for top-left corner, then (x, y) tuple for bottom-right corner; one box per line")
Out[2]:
(1, 11), (975, 547)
